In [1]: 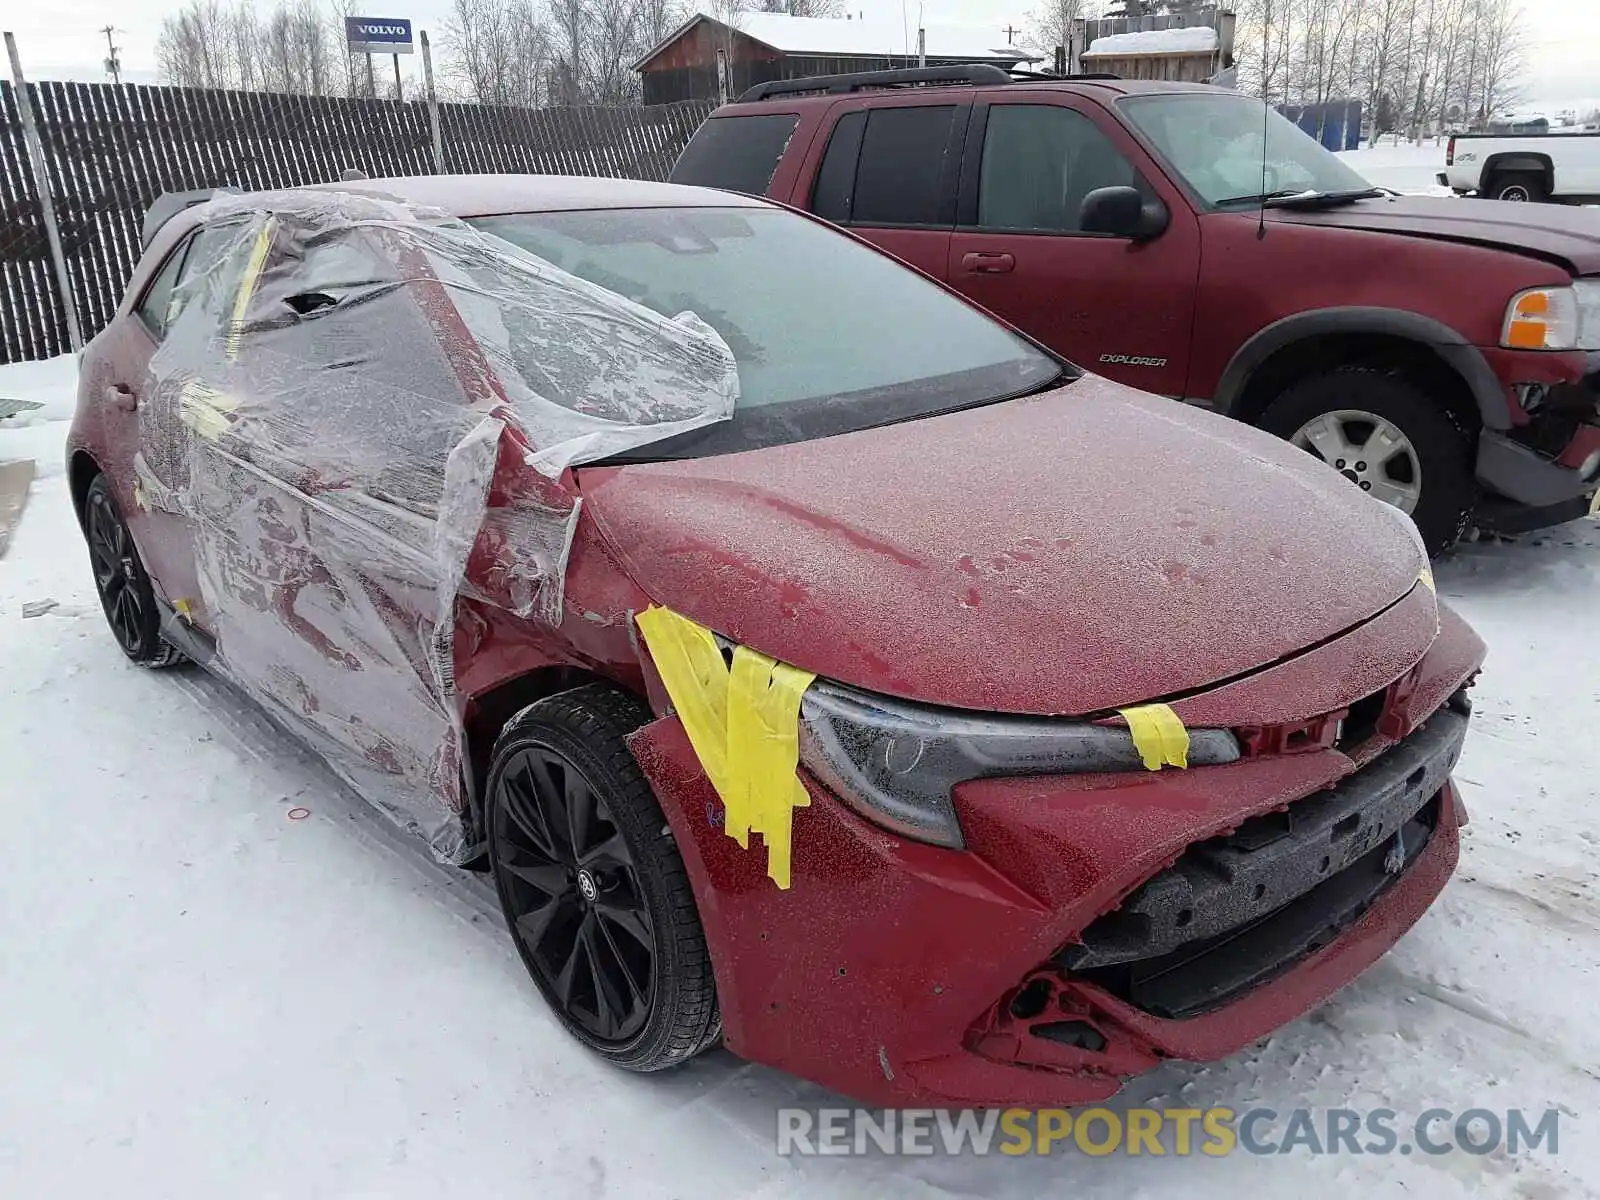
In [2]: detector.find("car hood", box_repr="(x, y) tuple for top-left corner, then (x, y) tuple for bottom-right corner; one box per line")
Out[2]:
(579, 376), (1430, 716)
(1270, 195), (1600, 274)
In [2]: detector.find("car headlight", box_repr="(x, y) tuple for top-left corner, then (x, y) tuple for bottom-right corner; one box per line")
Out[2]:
(1501, 283), (1600, 351)
(796, 681), (1241, 849)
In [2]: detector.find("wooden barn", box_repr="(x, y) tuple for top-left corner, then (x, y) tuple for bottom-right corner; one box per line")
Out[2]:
(633, 12), (1036, 105)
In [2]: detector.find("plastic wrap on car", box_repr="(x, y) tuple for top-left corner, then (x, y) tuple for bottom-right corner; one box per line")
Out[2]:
(135, 188), (738, 861)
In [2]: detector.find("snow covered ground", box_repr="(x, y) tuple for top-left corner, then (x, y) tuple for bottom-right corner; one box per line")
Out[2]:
(2, 355), (1597, 1199)
(1338, 138), (1455, 196)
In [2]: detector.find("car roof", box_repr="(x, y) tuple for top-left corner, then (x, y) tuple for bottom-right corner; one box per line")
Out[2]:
(147, 174), (767, 249)
(305, 173), (769, 217)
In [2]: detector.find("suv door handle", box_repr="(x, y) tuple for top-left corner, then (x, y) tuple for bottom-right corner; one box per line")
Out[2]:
(105, 383), (137, 413)
(961, 251), (1015, 274)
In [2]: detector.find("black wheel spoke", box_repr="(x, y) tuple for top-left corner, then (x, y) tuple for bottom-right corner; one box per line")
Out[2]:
(593, 910), (646, 1006)
(526, 757), (576, 859)
(500, 764), (563, 861)
(582, 916), (633, 1039)
(111, 586), (137, 644)
(595, 897), (651, 951)
(491, 741), (656, 1047)
(550, 914), (586, 1007)
(514, 891), (571, 956)
(501, 851), (569, 897)
(566, 773), (598, 861)
(578, 828), (632, 871)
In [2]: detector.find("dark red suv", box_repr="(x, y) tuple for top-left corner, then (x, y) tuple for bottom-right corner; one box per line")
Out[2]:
(672, 66), (1600, 553)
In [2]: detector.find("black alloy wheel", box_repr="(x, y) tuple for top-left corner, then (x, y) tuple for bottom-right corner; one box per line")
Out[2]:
(493, 742), (656, 1044)
(485, 684), (720, 1070)
(83, 474), (184, 668)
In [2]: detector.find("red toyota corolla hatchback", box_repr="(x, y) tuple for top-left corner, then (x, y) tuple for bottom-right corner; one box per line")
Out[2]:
(68, 174), (1484, 1107)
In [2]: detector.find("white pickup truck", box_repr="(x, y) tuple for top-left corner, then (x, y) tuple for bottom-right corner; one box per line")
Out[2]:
(1440, 132), (1600, 203)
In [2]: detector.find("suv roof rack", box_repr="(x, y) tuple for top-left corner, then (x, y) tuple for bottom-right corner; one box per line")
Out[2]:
(738, 63), (1015, 102)
(1007, 69), (1121, 81)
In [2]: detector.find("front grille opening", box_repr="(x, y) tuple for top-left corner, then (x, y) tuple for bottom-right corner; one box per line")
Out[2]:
(1033, 1020), (1107, 1052)
(1070, 796), (1440, 1020)
(1339, 686), (1389, 749)
(1009, 977), (1053, 1020)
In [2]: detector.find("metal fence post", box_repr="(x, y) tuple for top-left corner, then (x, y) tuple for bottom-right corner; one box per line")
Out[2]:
(420, 30), (444, 174)
(5, 32), (82, 353)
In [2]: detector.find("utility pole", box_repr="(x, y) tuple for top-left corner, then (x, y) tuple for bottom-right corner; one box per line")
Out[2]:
(1003, 24), (1019, 44)
(6, 31), (83, 351)
(100, 25), (121, 84)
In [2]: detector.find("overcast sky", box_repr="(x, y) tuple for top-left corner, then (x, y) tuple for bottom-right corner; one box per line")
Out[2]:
(6, 0), (1599, 108)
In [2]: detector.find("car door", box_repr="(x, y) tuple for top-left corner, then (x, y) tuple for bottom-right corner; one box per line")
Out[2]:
(94, 221), (245, 624)
(802, 98), (969, 281)
(946, 97), (1202, 399)
(183, 220), (486, 832)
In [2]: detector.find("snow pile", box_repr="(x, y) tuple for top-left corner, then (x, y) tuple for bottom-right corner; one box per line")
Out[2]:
(1338, 138), (1455, 196)
(0, 354), (78, 427)
(1084, 26), (1219, 57)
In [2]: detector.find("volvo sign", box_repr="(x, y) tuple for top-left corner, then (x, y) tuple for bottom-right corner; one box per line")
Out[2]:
(345, 17), (414, 55)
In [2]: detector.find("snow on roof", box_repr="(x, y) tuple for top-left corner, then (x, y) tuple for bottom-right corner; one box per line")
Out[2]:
(725, 12), (1027, 62)
(1083, 25), (1219, 57)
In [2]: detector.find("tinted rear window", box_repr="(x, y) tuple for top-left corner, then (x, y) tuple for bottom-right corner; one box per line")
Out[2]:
(670, 114), (800, 196)
(853, 106), (956, 226)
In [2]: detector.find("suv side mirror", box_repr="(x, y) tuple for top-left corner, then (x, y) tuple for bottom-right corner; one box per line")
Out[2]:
(1080, 186), (1169, 240)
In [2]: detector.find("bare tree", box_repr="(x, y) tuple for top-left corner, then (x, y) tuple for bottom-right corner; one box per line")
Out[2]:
(1476, 0), (1525, 119)
(445, 0), (554, 105)
(1234, 0), (1526, 139)
(156, 0), (234, 89)
(1024, 0), (1087, 65)
(156, 0), (345, 93)
(754, 0), (842, 14)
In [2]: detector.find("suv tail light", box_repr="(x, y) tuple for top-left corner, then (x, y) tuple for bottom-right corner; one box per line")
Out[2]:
(1447, 136), (1456, 166)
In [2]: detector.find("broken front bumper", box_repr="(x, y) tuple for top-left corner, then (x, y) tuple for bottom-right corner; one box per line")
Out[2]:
(626, 603), (1485, 1109)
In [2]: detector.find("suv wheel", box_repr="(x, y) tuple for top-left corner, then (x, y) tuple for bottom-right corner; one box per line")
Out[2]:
(1486, 172), (1546, 202)
(485, 683), (720, 1071)
(1258, 368), (1475, 555)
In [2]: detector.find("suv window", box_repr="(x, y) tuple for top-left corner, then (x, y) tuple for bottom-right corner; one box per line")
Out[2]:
(810, 110), (866, 223)
(977, 105), (1141, 233)
(135, 242), (189, 338)
(670, 113), (800, 195)
(852, 106), (956, 226)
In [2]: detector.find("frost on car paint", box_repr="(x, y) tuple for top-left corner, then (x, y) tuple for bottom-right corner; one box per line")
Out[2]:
(129, 188), (739, 862)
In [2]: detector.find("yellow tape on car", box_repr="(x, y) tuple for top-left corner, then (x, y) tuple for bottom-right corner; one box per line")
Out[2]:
(226, 218), (275, 360)
(1417, 566), (1435, 593)
(1118, 702), (1189, 771)
(178, 379), (238, 442)
(636, 605), (816, 890)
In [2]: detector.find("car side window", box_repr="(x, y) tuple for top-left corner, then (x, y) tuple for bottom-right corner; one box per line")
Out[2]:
(976, 105), (1143, 234)
(134, 241), (190, 339)
(850, 106), (957, 227)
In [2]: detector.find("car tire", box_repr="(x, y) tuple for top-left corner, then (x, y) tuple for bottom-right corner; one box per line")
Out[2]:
(1486, 172), (1546, 203)
(485, 683), (720, 1071)
(82, 474), (186, 668)
(1258, 368), (1475, 556)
